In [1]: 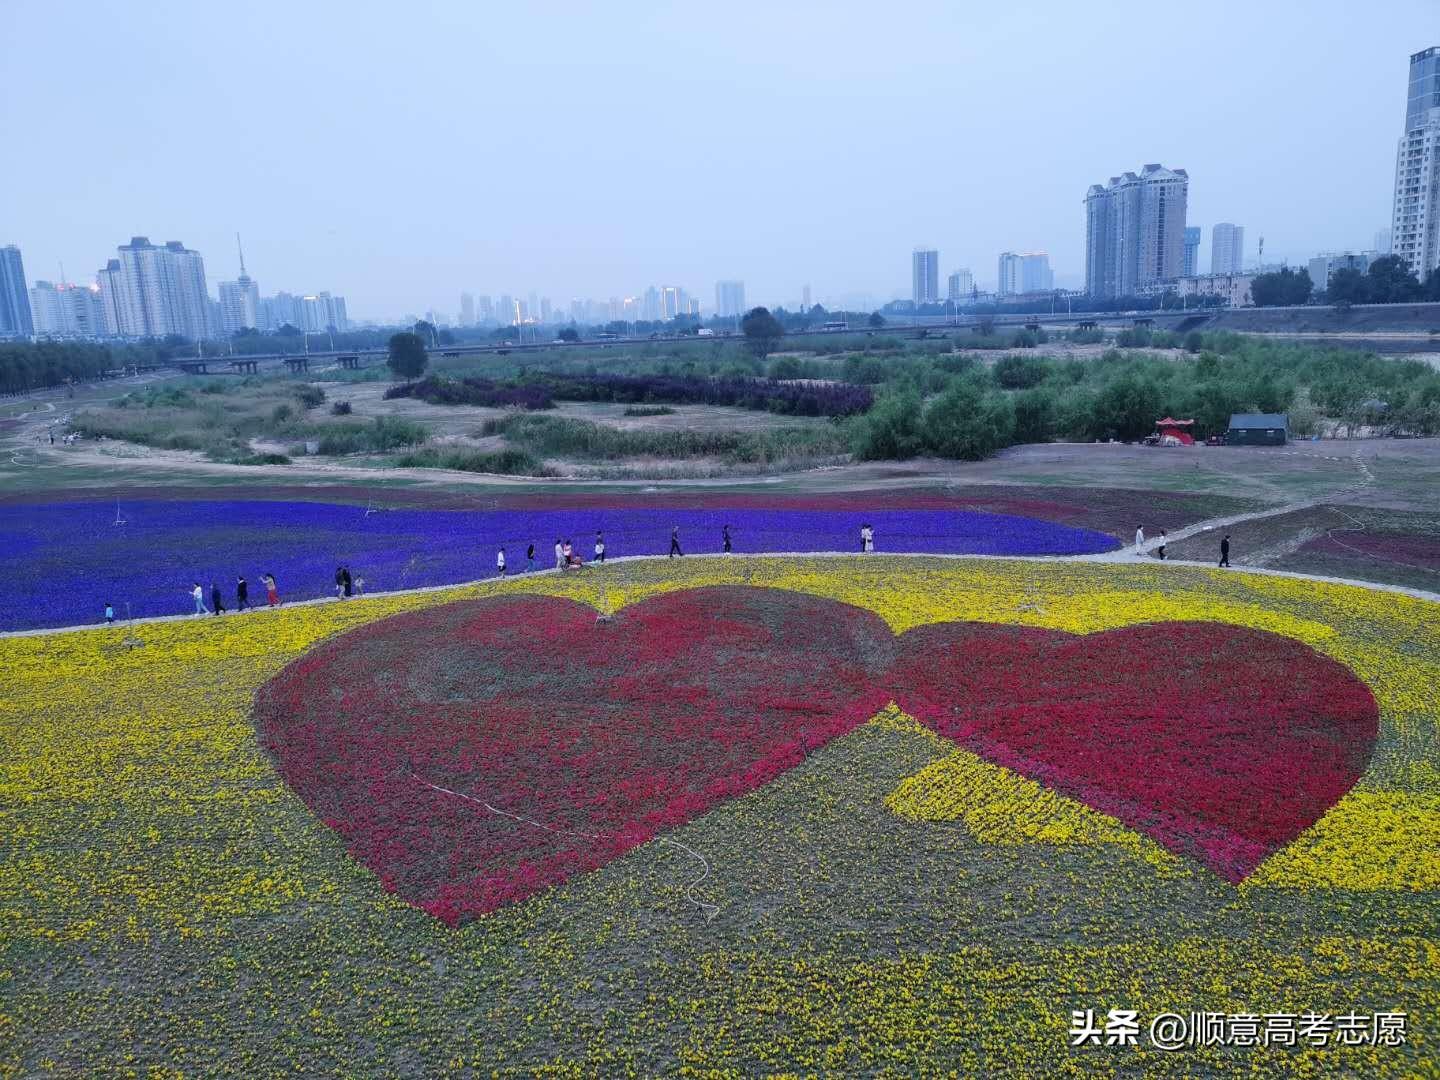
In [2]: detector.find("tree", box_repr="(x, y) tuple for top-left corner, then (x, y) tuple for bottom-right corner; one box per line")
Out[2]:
(1092, 373), (1164, 440)
(923, 380), (1015, 460)
(868, 311), (886, 328)
(1250, 267), (1313, 307)
(1424, 267), (1440, 302)
(740, 306), (784, 359)
(1325, 268), (1370, 305)
(1364, 255), (1421, 303)
(851, 385), (925, 460)
(557, 327), (579, 342)
(412, 320), (438, 347)
(386, 332), (428, 379)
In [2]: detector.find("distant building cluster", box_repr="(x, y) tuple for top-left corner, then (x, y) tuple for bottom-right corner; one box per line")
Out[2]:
(4, 46), (1437, 342)
(0, 233), (348, 343)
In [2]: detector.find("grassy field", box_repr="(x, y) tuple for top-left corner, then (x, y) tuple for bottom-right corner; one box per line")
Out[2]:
(4, 557), (1436, 1076)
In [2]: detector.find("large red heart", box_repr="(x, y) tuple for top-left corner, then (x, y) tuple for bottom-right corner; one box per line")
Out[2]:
(255, 588), (896, 924)
(253, 587), (1378, 923)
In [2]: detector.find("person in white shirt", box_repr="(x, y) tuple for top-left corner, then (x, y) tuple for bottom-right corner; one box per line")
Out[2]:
(191, 582), (207, 616)
(496, 548), (506, 576)
(595, 531), (606, 563)
(554, 539), (564, 570)
(1135, 525), (1145, 551)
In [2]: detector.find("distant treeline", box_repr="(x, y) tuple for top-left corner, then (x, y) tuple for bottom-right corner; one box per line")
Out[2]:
(0, 341), (173, 394)
(385, 372), (873, 417)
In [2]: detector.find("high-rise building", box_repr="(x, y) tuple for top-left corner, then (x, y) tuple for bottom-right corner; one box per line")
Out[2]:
(802, 284), (811, 311)
(912, 248), (939, 304)
(217, 235), (259, 334)
(0, 245), (34, 339)
(660, 286), (686, 319)
(642, 285), (661, 321)
(1182, 227), (1202, 278)
(997, 252), (1022, 297)
(103, 237), (212, 339)
(1084, 164), (1189, 298)
(1308, 252), (1378, 293)
(947, 269), (974, 302)
(30, 281), (107, 339)
(715, 280), (746, 317)
(1374, 227), (1393, 255)
(1021, 253), (1053, 294)
(460, 292), (475, 326)
(477, 295), (494, 323)
(499, 294), (516, 326)
(1211, 223), (1245, 275)
(1392, 46), (1440, 279)
(997, 252), (1051, 296)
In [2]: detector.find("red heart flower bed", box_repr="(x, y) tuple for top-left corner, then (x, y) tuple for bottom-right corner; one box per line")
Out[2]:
(253, 587), (1378, 924)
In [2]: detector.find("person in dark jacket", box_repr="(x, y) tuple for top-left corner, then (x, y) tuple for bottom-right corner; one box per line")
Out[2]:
(669, 526), (683, 558)
(1219, 534), (1231, 567)
(526, 543), (535, 573)
(341, 567), (354, 597)
(236, 575), (249, 611)
(210, 582), (226, 615)
(722, 524), (732, 554)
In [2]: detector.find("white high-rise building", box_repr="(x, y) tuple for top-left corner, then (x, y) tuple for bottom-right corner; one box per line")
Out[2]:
(715, 280), (746, 317)
(30, 280), (108, 339)
(1085, 165), (1189, 297)
(460, 292), (475, 326)
(997, 252), (1022, 297)
(912, 248), (939, 304)
(1392, 46), (1440, 280)
(947, 269), (974, 302)
(1211, 223), (1245, 275)
(1021, 253), (1053, 294)
(103, 236), (212, 339)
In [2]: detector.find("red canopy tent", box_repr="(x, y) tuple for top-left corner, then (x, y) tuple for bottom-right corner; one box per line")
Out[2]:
(1154, 417), (1195, 445)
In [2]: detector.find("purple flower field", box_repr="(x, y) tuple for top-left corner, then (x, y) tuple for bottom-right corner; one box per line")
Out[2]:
(0, 499), (1117, 631)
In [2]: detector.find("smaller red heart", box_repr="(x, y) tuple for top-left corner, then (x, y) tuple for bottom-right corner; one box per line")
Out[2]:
(886, 621), (1379, 882)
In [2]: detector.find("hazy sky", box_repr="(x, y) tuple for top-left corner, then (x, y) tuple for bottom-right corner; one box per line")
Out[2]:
(2, 0), (1432, 318)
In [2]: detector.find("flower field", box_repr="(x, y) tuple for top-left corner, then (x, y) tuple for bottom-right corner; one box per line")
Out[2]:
(3, 557), (1438, 1076)
(0, 498), (1115, 631)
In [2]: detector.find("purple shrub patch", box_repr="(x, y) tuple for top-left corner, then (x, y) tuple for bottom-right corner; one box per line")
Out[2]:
(0, 499), (1116, 631)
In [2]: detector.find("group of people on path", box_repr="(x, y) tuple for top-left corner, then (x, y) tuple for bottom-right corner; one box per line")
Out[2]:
(187, 573), (281, 617)
(1135, 525), (1232, 567)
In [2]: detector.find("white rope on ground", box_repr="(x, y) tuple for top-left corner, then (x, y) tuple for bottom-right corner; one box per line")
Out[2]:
(408, 769), (720, 922)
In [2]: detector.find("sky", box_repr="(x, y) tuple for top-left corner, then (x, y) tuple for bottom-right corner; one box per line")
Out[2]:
(1, 0), (1432, 320)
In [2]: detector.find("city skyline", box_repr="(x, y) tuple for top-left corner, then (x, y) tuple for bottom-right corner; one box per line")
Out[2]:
(0, 1), (1426, 316)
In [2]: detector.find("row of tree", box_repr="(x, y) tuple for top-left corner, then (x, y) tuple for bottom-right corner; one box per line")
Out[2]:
(1251, 255), (1440, 307)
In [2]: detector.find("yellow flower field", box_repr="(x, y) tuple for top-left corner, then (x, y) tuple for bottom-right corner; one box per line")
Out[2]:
(2, 556), (1436, 1076)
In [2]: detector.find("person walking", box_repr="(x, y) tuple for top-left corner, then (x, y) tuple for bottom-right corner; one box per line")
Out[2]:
(341, 567), (354, 598)
(861, 523), (874, 553)
(210, 582), (226, 615)
(104, 602), (115, 624)
(722, 524), (732, 554)
(192, 582), (208, 616)
(496, 547), (506, 576)
(236, 575), (249, 611)
(595, 531), (606, 563)
(554, 539), (565, 570)
(1135, 525), (1145, 552)
(526, 543), (535, 573)
(335, 567), (346, 599)
(264, 573), (280, 606)
(1219, 533), (1231, 568)
(669, 526), (683, 558)
(1156, 531), (1167, 561)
